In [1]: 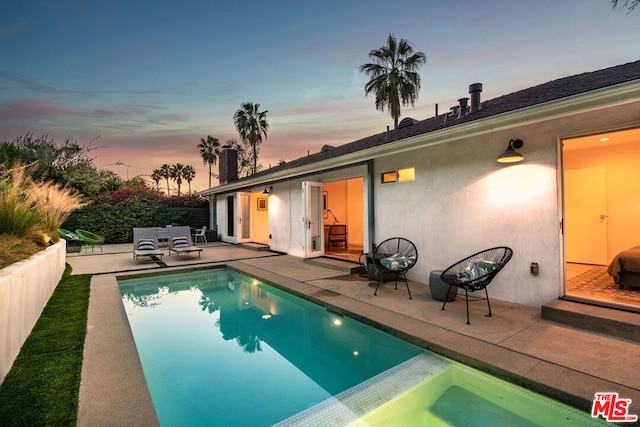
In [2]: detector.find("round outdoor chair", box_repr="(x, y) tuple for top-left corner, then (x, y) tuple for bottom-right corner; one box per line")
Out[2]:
(372, 237), (418, 299)
(75, 229), (104, 253)
(440, 246), (513, 324)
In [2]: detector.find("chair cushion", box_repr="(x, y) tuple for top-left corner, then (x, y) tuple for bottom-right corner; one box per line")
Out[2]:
(138, 239), (155, 250)
(172, 236), (189, 248)
(380, 253), (415, 271)
(459, 259), (497, 280)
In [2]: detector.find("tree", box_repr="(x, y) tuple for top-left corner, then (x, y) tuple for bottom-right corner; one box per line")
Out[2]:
(159, 164), (171, 196)
(183, 165), (195, 194)
(611, 0), (639, 12)
(197, 135), (221, 188)
(233, 102), (269, 175)
(170, 163), (186, 196)
(151, 169), (162, 191)
(359, 34), (427, 130)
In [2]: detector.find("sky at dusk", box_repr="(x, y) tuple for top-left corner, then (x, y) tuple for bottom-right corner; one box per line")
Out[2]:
(1, 0), (639, 193)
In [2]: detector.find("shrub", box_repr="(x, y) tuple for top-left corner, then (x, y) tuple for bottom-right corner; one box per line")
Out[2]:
(0, 165), (85, 244)
(0, 167), (44, 240)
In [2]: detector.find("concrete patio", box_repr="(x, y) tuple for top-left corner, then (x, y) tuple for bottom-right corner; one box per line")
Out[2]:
(69, 243), (640, 426)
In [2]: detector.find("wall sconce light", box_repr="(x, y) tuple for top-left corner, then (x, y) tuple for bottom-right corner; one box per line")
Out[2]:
(261, 185), (272, 195)
(497, 139), (524, 163)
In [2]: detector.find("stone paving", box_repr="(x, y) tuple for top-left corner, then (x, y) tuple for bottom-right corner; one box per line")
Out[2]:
(70, 243), (640, 426)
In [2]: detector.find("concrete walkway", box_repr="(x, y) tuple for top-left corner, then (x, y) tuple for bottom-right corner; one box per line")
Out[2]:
(71, 243), (640, 426)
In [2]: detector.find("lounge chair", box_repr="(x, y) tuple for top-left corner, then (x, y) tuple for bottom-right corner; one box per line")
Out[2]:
(372, 237), (418, 299)
(168, 226), (203, 258)
(440, 246), (513, 324)
(133, 227), (164, 262)
(75, 229), (104, 253)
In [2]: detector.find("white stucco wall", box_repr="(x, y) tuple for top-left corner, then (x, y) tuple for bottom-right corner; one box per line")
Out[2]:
(0, 241), (66, 384)
(210, 93), (639, 308)
(373, 101), (640, 306)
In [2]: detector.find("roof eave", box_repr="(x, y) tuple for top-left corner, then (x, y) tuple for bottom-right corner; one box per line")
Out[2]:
(200, 79), (640, 197)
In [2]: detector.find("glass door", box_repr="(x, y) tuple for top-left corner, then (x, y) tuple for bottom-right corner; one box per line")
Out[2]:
(302, 181), (324, 258)
(237, 192), (251, 243)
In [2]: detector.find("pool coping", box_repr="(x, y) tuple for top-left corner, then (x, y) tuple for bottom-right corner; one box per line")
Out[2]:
(77, 261), (637, 426)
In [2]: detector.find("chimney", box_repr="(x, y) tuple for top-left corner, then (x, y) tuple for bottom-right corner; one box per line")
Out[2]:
(457, 97), (469, 118)
(218, 145), (238, 185)
(469, 83), (482, 113)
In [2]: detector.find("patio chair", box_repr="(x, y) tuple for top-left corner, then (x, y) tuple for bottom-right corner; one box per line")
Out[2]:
(440, 246), (513, 324)
(168, 226), (202, 258)
(58, 228), (83, 253)
(194, 226), (207, 245)
(75, 229), (104, 253)
(372, 237), (418, 299)
(132, 228), (164, 262)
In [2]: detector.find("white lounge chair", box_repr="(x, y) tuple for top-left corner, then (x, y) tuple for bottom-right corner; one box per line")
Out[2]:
(133, 227), (164, 261)
(168, 226), (203, 258)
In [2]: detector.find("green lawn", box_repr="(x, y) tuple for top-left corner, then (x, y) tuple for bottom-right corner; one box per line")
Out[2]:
(0, 266), (90, 426)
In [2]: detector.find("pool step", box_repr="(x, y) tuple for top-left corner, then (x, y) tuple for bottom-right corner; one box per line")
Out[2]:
(274, 352), (450, 427)
(542, 299), (640, 343)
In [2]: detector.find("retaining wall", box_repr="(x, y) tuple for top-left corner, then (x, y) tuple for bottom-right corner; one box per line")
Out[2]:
(0, 241), (66, 384)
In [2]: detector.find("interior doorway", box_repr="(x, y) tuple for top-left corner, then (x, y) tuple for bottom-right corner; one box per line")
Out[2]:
(562, 127), (640, 310)
(323, 177), (364, 262)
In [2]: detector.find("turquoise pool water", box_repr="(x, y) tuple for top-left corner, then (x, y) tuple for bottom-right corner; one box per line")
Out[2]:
(118, 268), (602, 427)
(118, 268), (426, 426)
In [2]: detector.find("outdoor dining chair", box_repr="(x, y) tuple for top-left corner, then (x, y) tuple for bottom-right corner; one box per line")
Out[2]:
(440, 246), (513, 324)
(372, 237), (418, 299)
(194, 226), (207, 244)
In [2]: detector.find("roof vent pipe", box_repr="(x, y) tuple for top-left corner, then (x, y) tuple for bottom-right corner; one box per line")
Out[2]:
(469, 83), (482, 113)
(457, 97), (469, 118)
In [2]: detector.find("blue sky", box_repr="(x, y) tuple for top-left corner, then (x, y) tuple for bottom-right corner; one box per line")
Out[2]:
(1, 0), (638, 191)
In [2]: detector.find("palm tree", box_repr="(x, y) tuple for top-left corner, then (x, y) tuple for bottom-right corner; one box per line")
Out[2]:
(197, 135), (221, 188)
(233, 102), (268, 175)
(183, 165), (196, 194)
(359, 34), (427, 130)
(170, 163), (186, 196)
(159, 164), (171, 196)
(611, 0), (639, 12)
(151, 169), (162, 191)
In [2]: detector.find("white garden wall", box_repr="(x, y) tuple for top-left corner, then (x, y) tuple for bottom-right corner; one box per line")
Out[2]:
(0, 241), (66, 384)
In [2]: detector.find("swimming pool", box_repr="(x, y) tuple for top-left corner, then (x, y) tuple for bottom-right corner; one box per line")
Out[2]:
(118, 268), (435, 426)
(118, 268), (603, 426)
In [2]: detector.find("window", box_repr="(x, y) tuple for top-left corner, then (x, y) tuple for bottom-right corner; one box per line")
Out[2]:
(381, 167), (415, 184)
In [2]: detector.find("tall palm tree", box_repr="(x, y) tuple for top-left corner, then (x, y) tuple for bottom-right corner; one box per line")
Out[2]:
(170, 163), (186, 196)
(151, 169), (162, 191)
(197, 135), (221, 188)
(233, 102), (268, 175)
(611, 0), (639, 12)
(359, 34), (427, 130)
(159, 164), (171, 196)
(183, 165), (196, 194)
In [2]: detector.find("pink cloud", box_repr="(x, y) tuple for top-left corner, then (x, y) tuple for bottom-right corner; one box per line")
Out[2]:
(0, 99), (77, 120)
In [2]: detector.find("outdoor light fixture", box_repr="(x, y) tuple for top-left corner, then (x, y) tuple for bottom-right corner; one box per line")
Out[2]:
(497, 139), (524, 163)
(261, 186), (272, 195)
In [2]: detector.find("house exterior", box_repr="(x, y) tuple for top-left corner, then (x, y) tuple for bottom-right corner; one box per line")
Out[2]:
(200, 60), (640, 308)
